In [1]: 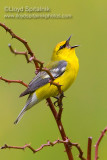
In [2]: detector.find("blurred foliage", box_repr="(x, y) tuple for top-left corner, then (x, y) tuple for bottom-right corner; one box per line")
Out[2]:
(0, 0), (107, 159)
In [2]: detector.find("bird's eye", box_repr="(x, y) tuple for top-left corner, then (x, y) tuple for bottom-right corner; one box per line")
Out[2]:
(59, 43), (66, 50)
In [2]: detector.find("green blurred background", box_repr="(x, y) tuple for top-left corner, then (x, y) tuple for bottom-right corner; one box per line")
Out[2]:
(0, 0), (107, 159)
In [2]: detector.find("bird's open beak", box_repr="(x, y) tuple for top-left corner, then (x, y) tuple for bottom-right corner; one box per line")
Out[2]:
(71, 45), (79, 49)
(66, 35), (79, 49)
(66, 35), (71, 46)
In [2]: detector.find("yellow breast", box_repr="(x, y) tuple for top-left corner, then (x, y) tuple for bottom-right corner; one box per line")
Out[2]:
(36, 53), (79, 100)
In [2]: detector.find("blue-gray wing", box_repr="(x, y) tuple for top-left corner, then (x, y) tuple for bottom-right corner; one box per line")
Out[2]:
(20, 60), (67, 97)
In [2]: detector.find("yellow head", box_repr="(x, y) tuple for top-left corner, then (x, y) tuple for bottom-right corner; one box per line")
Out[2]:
(51, 36), (79, 62)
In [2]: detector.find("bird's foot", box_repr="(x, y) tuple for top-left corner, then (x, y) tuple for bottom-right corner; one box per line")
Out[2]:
(53, 92), (65, 107)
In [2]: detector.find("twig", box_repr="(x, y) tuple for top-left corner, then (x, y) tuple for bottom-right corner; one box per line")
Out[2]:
(0, 22), (42, 69)
(8, 44), (30, 63)
(0, 76), (28, 87)
(49, 81), (62, 94)
(1, 138), (86, 160)
(95, 127), (107, 160)
(87, 137), (92, 160)
(42, 68), (55, 80)
(70, 143), (86, 160)
(29, 56), (44, 70)
(1, 139), (71, 154)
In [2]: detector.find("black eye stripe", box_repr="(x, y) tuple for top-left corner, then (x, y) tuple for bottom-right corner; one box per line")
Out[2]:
(59, 43), (66, 50)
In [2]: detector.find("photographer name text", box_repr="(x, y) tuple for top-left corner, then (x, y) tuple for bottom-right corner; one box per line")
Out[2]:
(4, 6), (50, 13)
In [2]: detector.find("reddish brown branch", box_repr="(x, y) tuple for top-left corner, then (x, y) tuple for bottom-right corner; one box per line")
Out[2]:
(46, 98), (73, 160)
(51, 82), (64, 120)
(42, 68), (55, 80)
(87, 137), (92, 160)
(57, 106), (63, 121)
(49, 81), (62, 94)
(49, 80), (64, 120)
(1, 139), (72, 154)
(0, 22), (40, 69)
(0, 76), (28, 87)
(29, 56), (44, 71)
(71, 143), (86, 160)
(1, 138), (84, 160)
(8, 44), (30, 63)
(1, 138), (86, 160)
(95, 127), (107, 160)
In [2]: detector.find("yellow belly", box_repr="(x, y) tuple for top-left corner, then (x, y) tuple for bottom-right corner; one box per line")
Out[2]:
(36, 62), (79, 100)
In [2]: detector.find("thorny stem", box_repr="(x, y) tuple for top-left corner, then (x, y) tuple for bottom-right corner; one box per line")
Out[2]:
(1, 139), (71, 153)
(71, 143), (86, 160)
(95, 127), (107, 160)
(49, 80), (64, 120)
(46, 98), (74, 160)
(8, 44), (30, 63)
(0, 22), (43, 69)
(1, 138), (84, 159)
(0, 76), (28, 87)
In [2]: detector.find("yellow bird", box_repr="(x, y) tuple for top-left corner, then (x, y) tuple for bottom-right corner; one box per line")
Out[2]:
(14, 36), (79, 124)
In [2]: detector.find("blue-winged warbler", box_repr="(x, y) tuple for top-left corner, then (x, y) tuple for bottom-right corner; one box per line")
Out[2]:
(14, 36), (79, 124)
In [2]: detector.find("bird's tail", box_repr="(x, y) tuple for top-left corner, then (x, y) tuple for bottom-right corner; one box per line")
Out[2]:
(14, 105), (27, 124)
(14, 93), (39, 124)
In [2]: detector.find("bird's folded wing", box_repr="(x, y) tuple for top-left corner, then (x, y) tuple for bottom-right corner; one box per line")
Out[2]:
(20, 60), (67, 97)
